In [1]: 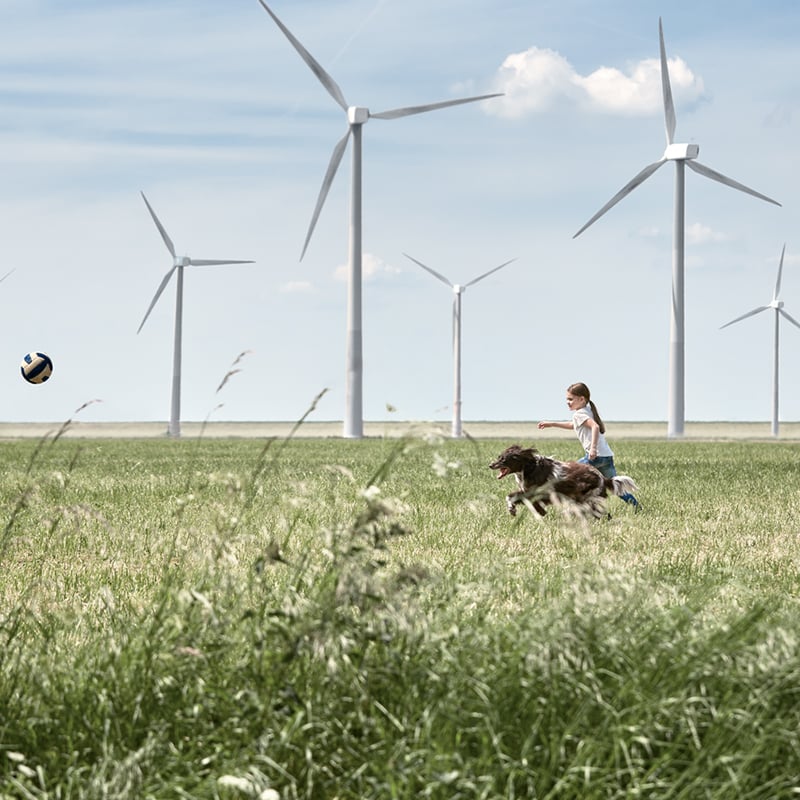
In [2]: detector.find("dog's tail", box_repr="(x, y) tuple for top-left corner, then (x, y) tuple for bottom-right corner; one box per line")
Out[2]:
(608, 475), (638, 497)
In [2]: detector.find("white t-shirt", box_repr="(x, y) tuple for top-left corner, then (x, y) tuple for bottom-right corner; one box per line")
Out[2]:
(572, 405), (614, 457)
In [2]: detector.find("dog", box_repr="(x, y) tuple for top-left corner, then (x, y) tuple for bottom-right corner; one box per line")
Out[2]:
(489, 444), (639, 519)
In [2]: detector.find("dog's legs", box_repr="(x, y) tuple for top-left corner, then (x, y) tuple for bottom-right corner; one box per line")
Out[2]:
(506, 491), (548, 517)
(506, 494), (518, 516)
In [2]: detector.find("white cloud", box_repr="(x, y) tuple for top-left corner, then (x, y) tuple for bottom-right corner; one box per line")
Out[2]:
(334, 253), (399, 282)
(488, 48), (705, 119)
(686, 222), (727, 245)
(784, 252), (800, 268)
(488, 47), (580, 117)
(639, 225), (663, 238)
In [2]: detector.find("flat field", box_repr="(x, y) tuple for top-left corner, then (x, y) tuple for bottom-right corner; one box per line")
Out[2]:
(1, 427), (799, 798)
(2, 419), (800, 440)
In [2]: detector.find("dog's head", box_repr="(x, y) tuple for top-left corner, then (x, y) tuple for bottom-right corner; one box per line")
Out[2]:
(489, 445), (539, 479)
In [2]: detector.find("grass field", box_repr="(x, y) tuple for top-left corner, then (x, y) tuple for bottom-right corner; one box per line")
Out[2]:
(1, 424), (800, 798)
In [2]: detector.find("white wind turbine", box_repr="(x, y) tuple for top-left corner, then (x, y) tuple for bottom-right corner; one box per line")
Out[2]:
(405, 253), (516, 438)
(574, 17), (780, 438)
(257, 0), (501, 439)
(137, 192), (254, 438)
(720, 244), (800, 438)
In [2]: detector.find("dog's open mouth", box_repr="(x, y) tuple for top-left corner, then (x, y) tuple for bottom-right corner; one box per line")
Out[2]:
(492, 466), (511, 479)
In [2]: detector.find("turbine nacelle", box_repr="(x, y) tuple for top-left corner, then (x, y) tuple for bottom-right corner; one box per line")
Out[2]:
(453, 284), (464, 295)
(174, 256), (191, 268)
(348, 106), (369, 124)
(770, 299), (785, 310)
(664, 142), (699, 161)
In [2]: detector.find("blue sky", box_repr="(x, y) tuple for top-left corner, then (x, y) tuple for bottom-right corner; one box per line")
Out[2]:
(1, 0), (799, 428)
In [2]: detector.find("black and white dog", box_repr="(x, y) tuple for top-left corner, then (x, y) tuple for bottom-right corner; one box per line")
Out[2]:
(489, 444), (638, 518)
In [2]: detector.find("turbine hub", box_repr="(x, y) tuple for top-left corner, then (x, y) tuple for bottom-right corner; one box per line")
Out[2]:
(453, 285), (464, 295)
(348, 106), (369, 124)
(771, 300), (784, 310)
(174, 256), (190, 267)
(664, 142), (699, 161)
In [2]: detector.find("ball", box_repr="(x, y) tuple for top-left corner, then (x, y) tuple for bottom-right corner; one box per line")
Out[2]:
(20, 352), (53, 384)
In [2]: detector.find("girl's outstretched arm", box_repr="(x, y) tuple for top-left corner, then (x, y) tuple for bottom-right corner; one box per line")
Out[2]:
(538, 421), (573, 430)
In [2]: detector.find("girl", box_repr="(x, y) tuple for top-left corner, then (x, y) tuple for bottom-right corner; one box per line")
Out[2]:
(538, 382), (640, 510)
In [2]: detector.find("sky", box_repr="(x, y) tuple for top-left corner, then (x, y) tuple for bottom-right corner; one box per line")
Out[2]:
(1, 0), (799, 431)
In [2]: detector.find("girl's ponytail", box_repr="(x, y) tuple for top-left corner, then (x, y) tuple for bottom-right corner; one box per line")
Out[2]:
(589, 399), (605, 434)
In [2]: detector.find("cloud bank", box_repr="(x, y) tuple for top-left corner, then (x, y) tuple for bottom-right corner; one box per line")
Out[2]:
(488, 48), (705, 118)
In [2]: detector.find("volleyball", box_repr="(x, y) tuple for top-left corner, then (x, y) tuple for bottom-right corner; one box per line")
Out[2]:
(20, 352), (53, 384)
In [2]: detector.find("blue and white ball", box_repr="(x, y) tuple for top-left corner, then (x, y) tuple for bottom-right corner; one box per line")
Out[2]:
(21, 352), (53, 384)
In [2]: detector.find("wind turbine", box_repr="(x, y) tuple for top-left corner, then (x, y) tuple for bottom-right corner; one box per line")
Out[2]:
(137, 192), (254, 439)
(573, 17), (780, 438)
(405, 253), (516, 438)
(257, 0), (501, 439)
(720, 244), (800, 438)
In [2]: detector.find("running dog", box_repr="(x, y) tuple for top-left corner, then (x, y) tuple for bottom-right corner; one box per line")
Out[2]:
(489, 444), (638, 518)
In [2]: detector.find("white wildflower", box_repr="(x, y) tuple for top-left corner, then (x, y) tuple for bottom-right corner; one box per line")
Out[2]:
(218, 775), (255, 794)
(361, 485), (381, 501)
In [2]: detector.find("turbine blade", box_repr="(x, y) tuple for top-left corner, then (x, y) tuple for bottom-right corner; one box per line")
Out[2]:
(0, 268), (15, 283)
(188, 259), (255, 266)
(137, 266), (177, 334)
(300, 128), (351, 260)
(774, 243), (786, 301)
(256, 0), (348, 110)
(464, 258), (517, 288)
(371, 93), (502, 120)
(141, 192), (176, 258)
(403, 253), (453, 287)
(658, 18), (676, 145)
(573, 159), (666, 238)
(686, 161), (781, 206)
(719, 306), (769, 329)
(779, 308), (800, 330)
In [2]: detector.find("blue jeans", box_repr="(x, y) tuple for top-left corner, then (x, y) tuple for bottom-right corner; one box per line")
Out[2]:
(579, 454), (616, 478)
(579, 454), (639, 506)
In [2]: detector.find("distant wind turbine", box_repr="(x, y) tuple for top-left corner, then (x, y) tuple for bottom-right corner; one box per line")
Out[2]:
(405, 253), (516, 438)
(573, 17), (780, 438)
(257, 0), (501, 438)
(137, 192), (254, 439)
(720, 244), (800, 438)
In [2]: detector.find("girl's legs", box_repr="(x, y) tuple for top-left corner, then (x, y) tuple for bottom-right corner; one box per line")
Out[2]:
(580, 455), (640, 510)
(579, 454), (616, 479)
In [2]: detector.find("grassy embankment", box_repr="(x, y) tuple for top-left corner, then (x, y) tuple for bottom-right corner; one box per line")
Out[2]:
(1, 423), (799, 798)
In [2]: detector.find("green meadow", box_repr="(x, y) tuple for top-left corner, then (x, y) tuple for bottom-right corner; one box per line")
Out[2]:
(1, 426), (800, 798)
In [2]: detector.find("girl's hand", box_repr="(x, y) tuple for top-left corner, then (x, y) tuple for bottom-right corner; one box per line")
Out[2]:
(537, 421), (547, 429)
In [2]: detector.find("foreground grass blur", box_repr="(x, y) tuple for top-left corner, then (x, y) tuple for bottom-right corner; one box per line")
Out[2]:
(1, 429), (799, 798)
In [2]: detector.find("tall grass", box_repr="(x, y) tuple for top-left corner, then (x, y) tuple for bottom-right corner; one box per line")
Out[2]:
(1, 427), (800, 798)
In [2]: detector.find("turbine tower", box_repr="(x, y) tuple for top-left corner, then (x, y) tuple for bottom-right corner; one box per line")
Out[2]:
(720, 244), (800, 437)
(138, 192), (254, 438)
(405, 253), (516, 438)
(256, 0), (501, 438)
(573, 17), (780, 438)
